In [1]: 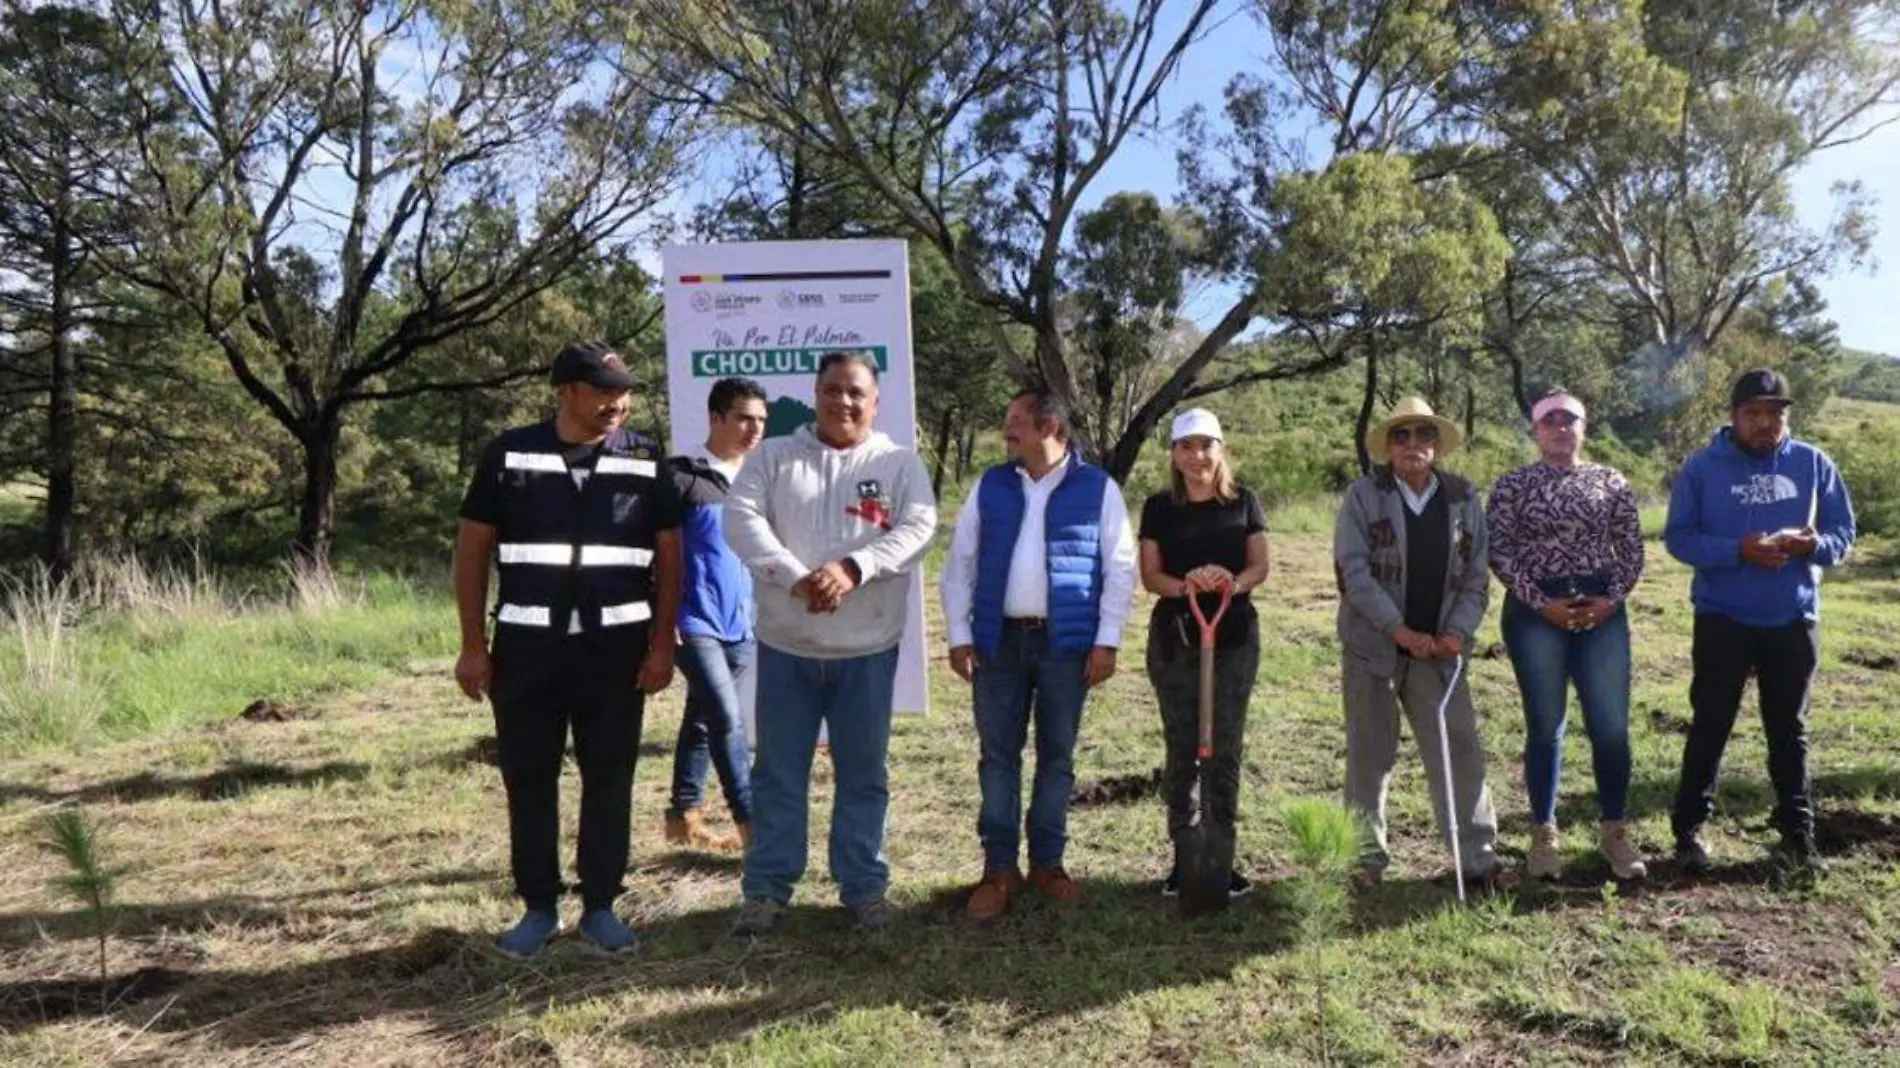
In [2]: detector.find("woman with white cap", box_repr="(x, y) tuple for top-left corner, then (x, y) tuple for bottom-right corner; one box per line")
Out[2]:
(1487, 389), (1647, 882)
(1139, 408), (1270, 896)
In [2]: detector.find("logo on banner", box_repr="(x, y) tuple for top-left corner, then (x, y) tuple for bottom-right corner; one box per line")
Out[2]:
(689, 290), (763, 316)
(847, 479), (893, 531)
(776, 289), (826, 310)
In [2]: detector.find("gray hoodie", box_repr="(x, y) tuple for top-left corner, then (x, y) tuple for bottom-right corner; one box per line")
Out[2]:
(724, 424), (938, 659)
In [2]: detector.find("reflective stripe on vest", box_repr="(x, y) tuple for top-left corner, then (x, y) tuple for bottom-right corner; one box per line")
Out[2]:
(504, 451), (567, 473)
(497, 543), (654, 568)
(599, 600), (652, 627)
(595, 456), (657, 477)
(497, 603), (552, 627)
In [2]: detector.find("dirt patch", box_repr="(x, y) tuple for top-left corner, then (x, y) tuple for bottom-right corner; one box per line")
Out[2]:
(1813, 808), (1900, 859)
(1645, 706), (1690, 736)
(1072, 768), (1163, 809)
(0, 966), (191, 1029)
(1842, 650), (1899, 672)
(1481, 642), (1509, 661)
(456, 736), (502, 768)
(238, 699), (318, 723)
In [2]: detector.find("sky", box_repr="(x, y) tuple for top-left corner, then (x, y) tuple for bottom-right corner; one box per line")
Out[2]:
(1067, 12), (1900, 357)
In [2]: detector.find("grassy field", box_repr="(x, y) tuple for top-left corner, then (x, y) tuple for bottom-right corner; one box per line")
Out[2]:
(1, 520), (1898, 1066)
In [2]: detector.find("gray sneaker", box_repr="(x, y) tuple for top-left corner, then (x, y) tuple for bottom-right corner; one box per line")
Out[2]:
(1527, 823), (1563, 881)
(851, 896), (895, 932)
(731, 898), (783, 938)
(1675, 831), (1713, 875)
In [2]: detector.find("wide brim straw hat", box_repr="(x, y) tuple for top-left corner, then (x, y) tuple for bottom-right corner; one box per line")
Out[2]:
(1366, 396), (1463, 460)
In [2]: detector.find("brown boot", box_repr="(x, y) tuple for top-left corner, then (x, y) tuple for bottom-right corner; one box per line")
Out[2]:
(663, 808), (699, 845)
(1027, 865), (1081, 904)
(703, 822), (744, 853)
(966, 866), (1024, 920)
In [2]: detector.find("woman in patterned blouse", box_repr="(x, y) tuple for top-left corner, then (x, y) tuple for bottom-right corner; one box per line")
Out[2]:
(1487, 391), (1647, 883)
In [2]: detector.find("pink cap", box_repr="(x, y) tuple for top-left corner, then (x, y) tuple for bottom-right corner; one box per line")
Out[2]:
(1532, 393), (1586, 423)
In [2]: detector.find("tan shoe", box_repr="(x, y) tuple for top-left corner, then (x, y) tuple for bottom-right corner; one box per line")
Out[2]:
(1027, 865), (1082, 904)
(966, 866), (1024, 920)
(1599, 820), (1649, 880)
(1528, 823), (1562, 881)
(663, 809), (698, 845)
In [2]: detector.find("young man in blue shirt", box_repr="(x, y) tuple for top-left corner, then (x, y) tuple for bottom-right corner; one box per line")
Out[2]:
(1665, 369), (1857, 875)
(663, 378), (769, 852)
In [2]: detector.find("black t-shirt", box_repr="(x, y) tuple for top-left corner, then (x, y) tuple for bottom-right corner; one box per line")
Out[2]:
(1139, 486), (1268, 649)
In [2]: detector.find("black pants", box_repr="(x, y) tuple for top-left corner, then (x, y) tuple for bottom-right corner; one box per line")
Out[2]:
(1146, 614), (1258, 840)
(491, 631), (647, 912)
(1671, 613), (1819, 843)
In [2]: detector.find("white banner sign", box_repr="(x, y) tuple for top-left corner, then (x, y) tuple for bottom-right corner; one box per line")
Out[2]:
(662, 239), (929, 715)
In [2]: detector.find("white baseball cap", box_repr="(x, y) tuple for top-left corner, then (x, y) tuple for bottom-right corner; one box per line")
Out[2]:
(1170, 408), (1223, 443)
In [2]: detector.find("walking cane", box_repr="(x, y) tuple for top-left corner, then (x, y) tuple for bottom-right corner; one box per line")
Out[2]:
(1435, 654), (1469, 903)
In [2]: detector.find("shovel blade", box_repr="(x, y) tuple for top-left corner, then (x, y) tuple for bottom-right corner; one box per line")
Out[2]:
(1177, 820), (1235, 917)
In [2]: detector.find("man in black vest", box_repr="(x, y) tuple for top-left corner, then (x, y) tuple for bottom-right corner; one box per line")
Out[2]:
(453, 340), (683, 958)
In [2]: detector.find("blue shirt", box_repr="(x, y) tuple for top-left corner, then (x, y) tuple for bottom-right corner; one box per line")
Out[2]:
(670, 453), (753, 642)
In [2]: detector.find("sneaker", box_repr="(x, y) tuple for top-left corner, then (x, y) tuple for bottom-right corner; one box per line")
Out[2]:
(851, 896), (895, 932)
(1228, 870), (1252, 897)
(495, 908), (562, 959)
(1598, 820), (1648, 880)
(730, 897), (783, 938)
(577, 908), (637, 953)
(663, 808), (697, 845)
(967, 866), (1025, 920)
(1675, 830), (1713, 875)
(1027, 865), (1082, 904)
(1774, 834), (1828, 876)
(1469, 864), (1521, 895)
(1527, 823), (1562, 881)
(1160, 865), (1181, 898)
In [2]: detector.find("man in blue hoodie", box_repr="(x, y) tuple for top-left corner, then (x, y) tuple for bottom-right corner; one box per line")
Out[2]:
(1664, 368), (1856, 875)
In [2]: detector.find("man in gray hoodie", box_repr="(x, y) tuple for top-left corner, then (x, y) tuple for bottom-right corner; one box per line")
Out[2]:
(1334, 397), (1512, 891)
(724, 351), (938, 935)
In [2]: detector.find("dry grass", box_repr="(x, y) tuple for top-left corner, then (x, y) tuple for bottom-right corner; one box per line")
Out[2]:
(2, 533), (1898, 1065)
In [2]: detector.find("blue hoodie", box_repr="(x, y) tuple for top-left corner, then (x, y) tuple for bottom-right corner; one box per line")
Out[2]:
(1664, 428), (1856, 627)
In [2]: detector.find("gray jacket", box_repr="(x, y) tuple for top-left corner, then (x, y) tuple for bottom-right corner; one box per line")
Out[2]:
(725, 424), (937, 659)
(1333, 467), (1490, 678)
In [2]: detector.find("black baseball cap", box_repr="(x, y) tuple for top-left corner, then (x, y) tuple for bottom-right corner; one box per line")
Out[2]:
(550, 341), (636, 390)
(1730, 368), (1793, 408)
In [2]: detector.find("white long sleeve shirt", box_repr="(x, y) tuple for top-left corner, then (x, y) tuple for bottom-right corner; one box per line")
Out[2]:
(939, 457), (1137, 649)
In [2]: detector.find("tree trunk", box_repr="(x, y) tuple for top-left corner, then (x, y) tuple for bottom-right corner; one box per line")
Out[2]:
(294, 417), (341, 567)
(931, 405), (955, 498)
(1464, 378), (1476, 441)
(1354, 343), (1380, 475)
(957, 425), (976, 480)
(45, 191), (77, 584)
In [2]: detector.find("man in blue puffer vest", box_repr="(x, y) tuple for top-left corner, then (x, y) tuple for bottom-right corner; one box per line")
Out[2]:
(1665, 368), (1856, 876)
(940, 388), (1137, 919)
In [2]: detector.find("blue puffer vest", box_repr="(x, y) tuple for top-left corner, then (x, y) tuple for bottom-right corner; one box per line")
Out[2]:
(971, 454), (1109, 658)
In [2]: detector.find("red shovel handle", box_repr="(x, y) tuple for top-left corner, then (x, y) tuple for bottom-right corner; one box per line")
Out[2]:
(1189, 578), (1232, 762)
(1187, 578), (1233, 648)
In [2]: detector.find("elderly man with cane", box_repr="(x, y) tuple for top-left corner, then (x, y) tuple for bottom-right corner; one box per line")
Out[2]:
(1334, 397), (1514, 894)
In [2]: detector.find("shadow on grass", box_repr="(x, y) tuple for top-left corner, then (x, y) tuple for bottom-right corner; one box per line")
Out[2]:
(0, 869), (499, 949)
(0, 760), (373, 806)
(0, 876), (1296, 1056)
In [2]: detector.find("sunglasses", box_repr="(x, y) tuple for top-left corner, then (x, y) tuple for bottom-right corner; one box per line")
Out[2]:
(1538, 410), (1582, 428)
(1387, 424), (1439, 447)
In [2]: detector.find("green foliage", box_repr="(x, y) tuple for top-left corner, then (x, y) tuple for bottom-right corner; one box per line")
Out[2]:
(1280, 798), (1365, 1066)
(1813, 408), (1900, 538)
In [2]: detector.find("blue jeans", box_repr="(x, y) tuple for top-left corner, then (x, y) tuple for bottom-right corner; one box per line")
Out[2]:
(972, 627), (1089, 871)
(742, 642), (899, 908)
(1502, 596), (1633, 824)
(667, 635), (755, 824)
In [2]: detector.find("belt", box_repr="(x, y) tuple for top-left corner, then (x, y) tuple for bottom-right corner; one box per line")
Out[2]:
(1003, 617), (1048, 629)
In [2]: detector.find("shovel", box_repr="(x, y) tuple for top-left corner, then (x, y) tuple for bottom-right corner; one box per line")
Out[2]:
(1179, 578), (1236, 917)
